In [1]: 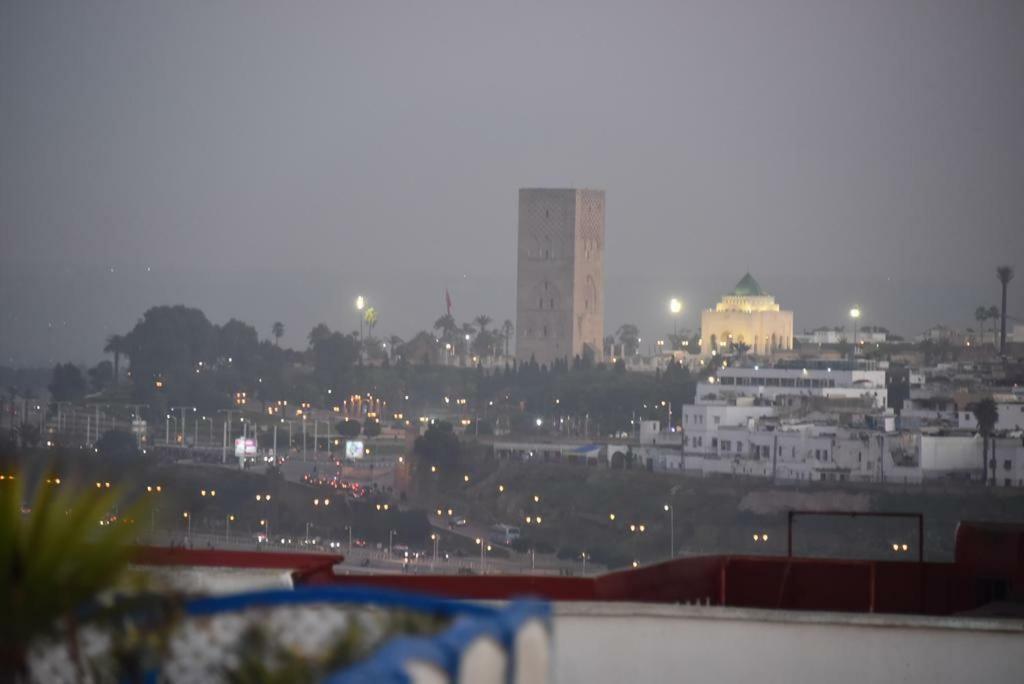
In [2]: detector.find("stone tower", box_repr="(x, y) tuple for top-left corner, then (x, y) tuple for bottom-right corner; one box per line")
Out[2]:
(515, 188), (604, 366)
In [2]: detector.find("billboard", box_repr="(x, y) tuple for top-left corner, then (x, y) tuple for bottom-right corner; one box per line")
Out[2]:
(234, 438), (257, 457)
(345, 440), (364, 459)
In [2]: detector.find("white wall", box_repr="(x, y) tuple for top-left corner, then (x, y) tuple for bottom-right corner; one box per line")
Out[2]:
(919, 435), (981, 473)
(554, 603), (1024, 684)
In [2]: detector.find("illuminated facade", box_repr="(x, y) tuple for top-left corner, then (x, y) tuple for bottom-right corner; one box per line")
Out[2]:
(700, 273), (793, 356)
(515, 188), (604, 366)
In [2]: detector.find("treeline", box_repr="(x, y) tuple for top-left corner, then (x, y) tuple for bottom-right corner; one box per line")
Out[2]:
(40, 305), (696, 436)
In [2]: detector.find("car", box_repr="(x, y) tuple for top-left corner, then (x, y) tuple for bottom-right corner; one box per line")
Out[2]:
(450, 516), (468, 527)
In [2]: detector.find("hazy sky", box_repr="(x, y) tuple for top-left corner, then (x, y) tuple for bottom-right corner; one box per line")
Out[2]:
(2, 0), (1022, 366)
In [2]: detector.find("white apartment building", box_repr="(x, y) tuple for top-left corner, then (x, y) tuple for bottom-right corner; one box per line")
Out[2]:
(698, 366), (889, 408)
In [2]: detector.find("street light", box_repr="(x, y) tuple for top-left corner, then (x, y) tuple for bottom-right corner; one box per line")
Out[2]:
(669, 298), (683, 338)
(475, 537), (491, 573)
(183, 511), (191, 539)
(849, 306), (861, 356)
(226, 514), (235, 543)
(356, 295), (366, 345)
(664, 504), (674, 559)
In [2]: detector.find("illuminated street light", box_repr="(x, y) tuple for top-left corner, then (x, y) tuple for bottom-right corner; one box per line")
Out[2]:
(849, 306), (862, 355)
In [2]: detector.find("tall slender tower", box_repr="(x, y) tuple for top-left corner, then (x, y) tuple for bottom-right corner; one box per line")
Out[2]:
(515, 188), (604, 366)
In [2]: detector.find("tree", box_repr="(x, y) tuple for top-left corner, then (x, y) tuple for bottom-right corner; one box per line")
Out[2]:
(413, 421), (462, 486)
(970, 398), (999, 485)
(364, 307), (378, 338)
(272, 321), (285, 347)
(48, 363), (86, 402)
(103, 334), (126, 386)
(87, 361), (114, 392)
(433, 314), (457, 341)
(217, 319), (259, 369)
(997, 266), (1014, 354)
(338, 419), (362, 438)
(501, 320), (514, 357)
(308, 323), (332, 349)
(363, 419), (382, 438)
(311, 332), (359, 389)
(474, 315), (492, 334)
(974, 307), (988, 346)
(616, 324), (640, 356)
(94, 429), (140, 462)
(986, 306), (1000, 346)
(121, 305), (219, 405)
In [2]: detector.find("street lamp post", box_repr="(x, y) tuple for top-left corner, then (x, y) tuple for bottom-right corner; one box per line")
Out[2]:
(664, 504), (674, 559)
(183, 511), (191, 540)
(476, 537), (490, 573)
(226, 514), (235, 543)
(356, 295), (366, 350)
(430, 532), (439, 570)
(389, 529), (396, 559)
(849, 307), (861, 358)
(669, 298), (683, 339)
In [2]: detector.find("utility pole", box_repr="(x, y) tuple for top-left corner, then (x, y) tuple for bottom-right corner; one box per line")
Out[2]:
(218, 410), (239, 463)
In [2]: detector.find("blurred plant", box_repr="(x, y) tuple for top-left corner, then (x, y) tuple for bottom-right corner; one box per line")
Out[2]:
(0, 475), (144, 680)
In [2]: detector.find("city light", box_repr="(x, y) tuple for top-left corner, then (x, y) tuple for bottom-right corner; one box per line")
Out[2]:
(669, 297), (682, 315)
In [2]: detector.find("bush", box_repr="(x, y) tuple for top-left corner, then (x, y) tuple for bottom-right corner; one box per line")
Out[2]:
(338, 420), (361, 438)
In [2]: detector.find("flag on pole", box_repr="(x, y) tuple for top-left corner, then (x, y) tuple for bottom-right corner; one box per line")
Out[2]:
(445, 288), (452, 316)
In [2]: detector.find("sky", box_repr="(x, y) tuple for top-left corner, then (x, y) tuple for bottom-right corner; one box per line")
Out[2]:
(1, 0), (1022, 366)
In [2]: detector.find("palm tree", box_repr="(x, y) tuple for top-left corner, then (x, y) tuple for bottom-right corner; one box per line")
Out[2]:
(974, 306), (988, 346)
(103, 334), (125, 385)
(501, 320), (514, 357)
(271, 321), (284, 347)
(987, 306), (1000, 346)
(997, 266), (1014, 354)
(433, 314), (457, 340)
(970, 398), (999, 485)
(474, 315), (492, 334)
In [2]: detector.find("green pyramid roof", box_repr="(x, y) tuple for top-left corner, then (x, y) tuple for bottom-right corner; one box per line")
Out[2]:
(731, 273), (765, 296)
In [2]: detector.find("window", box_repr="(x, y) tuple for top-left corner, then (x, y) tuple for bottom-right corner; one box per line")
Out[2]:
(542, 325), (548, 338)
(711, 438), (718, 449)
(549, 298), (554, 309)
(1005, 460), (1013, 471)
(713, 416), (720, 425)
(722, 440), (731, 451)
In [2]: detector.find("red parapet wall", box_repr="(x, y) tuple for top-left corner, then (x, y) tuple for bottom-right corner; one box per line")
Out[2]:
(132, 545), (343, 571)
(295, 570), (600, 601)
